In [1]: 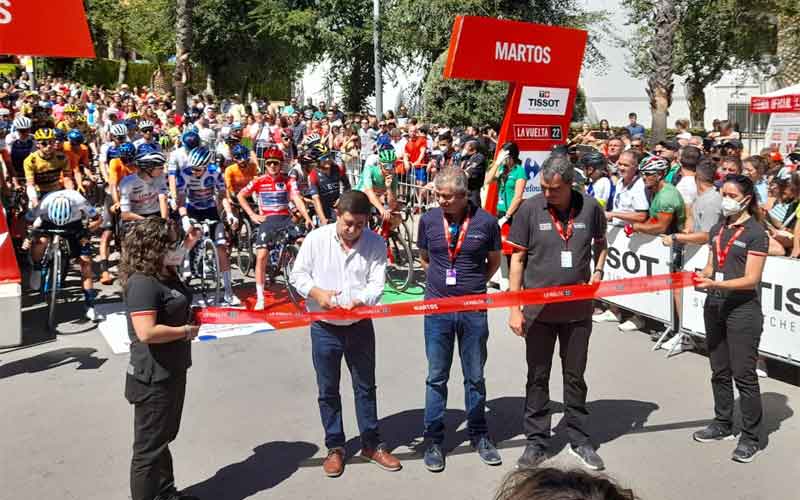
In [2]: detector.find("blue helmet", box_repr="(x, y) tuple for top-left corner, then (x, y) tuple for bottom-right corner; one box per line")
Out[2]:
(188, 147), (213, 168)
(67, 129), (84, 144)
(118, 142), (136, 162)
(124, 118), (138, 131)
(376, 134), (392, 148)
(181, 130), (201, 150)
(136, 142), (159, 157)
(54, 128), (67, 142)
(232, 144), (250, 161)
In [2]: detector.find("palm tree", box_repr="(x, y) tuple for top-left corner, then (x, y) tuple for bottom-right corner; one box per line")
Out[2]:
(646, 0), (678, 142)
(174, 0), (194, 116)
(775, 11), (800, 86)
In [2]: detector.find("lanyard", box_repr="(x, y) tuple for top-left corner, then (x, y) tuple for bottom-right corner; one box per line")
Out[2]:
(442, 212), (471, 266)
(715, 224), (745, 269)
(548, 207), (576, 248)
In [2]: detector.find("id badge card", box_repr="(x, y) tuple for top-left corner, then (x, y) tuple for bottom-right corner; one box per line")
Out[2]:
(560, 251), (573, 268)
(715, 272), (724, 282)
(446, 268), (457, 286)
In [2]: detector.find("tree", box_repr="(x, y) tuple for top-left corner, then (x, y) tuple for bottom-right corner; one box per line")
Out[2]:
(775, 6), (800, 86)
(174, 0), (195, 115)
(640, 0), (678, 142)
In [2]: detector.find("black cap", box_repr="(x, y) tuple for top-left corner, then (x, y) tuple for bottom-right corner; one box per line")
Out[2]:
(658, 140), (680, 152)
(722, 139), (744, 150)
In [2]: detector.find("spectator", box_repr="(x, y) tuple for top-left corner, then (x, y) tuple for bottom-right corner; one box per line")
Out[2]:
(657, 140), (681, 182)
(459, 139), (488, 207)
(494, 467), (637, 500)
(624, 112), (645, 137)
(674, 145), (702, 206)
(484, 142), (526, 229)
(662, 159), (722, 247)
(359, 117), (377, 165)
(743, 155), (769, 206)
(582, 151), (613, 208)
(765, 171), (798, 255)
(606, 137), (624, 167)
(604, 150), (648, 227)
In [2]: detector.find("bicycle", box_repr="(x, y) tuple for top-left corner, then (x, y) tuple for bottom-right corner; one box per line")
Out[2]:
(186, 218), (223, 304)
(32, 227), (74, 331)
(262, 223), (306, 309)
(370, 210), (415, 292)
(231, 215), (254, 277)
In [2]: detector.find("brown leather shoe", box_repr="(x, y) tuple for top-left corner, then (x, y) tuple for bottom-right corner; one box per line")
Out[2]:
(323, 447), (345, 477)
(361, 445), (402, 471)
(100, 271), (114, 285)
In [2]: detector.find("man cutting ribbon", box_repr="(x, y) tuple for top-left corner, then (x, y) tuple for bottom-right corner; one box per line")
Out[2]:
(506, 154), (609, 471)
(417, 167), (502, 472)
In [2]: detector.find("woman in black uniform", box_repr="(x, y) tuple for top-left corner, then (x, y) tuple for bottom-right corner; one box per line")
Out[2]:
(693, 174), (768, 463)
(120, 217), (200, 500)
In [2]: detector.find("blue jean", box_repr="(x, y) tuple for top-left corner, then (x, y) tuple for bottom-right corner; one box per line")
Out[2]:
(311, 319), (380, 450)
(423, 311), (489, 444)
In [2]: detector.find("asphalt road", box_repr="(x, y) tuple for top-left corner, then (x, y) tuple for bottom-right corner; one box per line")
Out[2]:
(3, 278), (800, 500)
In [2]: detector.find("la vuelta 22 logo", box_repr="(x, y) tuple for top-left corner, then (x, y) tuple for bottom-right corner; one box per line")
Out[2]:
(0, 0), (12, 25)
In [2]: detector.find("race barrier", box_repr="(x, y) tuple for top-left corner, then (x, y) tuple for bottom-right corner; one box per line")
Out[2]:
(196, 271), (694, 326)
(0, 205), (23, 348)
(681, 244), (800, 365)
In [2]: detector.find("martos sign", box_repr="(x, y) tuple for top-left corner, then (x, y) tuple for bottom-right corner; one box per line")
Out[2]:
(0, 0), (95, 58)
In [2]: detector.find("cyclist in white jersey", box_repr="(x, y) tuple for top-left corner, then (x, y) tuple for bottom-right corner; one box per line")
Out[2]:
(120, 151), (169, 226)
(176, 147), (240, 305)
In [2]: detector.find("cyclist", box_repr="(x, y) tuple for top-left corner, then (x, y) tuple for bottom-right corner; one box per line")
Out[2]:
(133, 120), (161, 152)
(354, 146), (399, 223)
(6, 116), (35, 188)
(99, 123), (130, 182)
(216, 122), (244, 167)
(224, 144), (258, 203)
(306, 145), (351, 224)
(99, 142), (137, 284)
(56, 104), (96, 156)
(119, 150), (169, 230)
(176, 147), (240, 306)
(24, 128), (75, 208)
(29, 189), (102, 321)
(63, 129), (93, 194)
(168, 130), (201, 203)
(237, 146), (313, 311)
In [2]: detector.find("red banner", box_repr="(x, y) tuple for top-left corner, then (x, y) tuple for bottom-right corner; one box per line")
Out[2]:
(197, 272), (695, 328)
(750, 94), (800, 113)
(0, 0), (95, 58)
(0, 206), (21, 284)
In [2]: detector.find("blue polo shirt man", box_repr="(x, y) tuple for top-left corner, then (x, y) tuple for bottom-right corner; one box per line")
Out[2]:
(417, 167), (502, 472)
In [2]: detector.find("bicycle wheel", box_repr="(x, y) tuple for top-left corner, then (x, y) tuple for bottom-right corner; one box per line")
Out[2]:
(280, 244), (304, 309)
(235, 219), (254, 277)
(198, 238), (221, 304)
(386, 227), (414, 292)
(46, 244), (62, 332)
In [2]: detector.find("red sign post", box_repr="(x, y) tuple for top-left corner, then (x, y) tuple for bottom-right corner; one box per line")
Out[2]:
(444, 16), (587, 225)
(0, 0), (95, 58)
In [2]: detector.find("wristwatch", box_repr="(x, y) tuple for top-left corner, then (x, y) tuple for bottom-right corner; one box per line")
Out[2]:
(593, 269), (604, 277)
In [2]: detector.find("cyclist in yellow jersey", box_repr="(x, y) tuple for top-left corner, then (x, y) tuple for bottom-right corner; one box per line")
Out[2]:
(24, 128), (75, 208)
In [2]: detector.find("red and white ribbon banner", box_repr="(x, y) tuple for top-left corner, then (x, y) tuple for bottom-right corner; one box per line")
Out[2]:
(197, 272), (695, 329)
(0, 0), (95, 58)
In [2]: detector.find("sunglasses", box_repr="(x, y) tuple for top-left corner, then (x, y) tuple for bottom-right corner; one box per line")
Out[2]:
(141, 128), (154, 133)
(38, 140), (55, 146)
(641, 171), (659, 177)
(265, 160), (281, 166)
(711, 156), (721, 162)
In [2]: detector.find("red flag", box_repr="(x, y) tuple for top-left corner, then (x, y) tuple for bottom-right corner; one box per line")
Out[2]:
(0, 0), (95, 58)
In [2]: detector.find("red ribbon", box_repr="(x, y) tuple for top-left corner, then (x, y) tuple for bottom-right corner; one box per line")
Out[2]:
(196, 272), (695, 328)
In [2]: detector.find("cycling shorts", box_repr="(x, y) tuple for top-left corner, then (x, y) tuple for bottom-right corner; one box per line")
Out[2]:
(36, 220), (92, 259)
(187, 206), (227, 245)
(255, 215), (292, 249)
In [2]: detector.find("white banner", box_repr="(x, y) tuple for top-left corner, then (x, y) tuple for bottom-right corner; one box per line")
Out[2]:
(601, 227), (674, 323)
(681, 244), (800, 362)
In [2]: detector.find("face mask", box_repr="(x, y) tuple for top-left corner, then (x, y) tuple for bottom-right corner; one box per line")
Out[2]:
(721, 196), (744, 217)
(164, 245), (186, 267)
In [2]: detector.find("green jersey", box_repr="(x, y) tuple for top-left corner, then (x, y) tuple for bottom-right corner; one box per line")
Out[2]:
(649, 182), (686, 234)
(354, 163), (398, 193)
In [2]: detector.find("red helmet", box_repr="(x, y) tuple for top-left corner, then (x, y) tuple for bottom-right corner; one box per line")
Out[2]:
(263, 146), (285, 161)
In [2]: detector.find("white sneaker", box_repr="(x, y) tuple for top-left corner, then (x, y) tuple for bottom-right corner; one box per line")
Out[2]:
(253, 299), (265, 311)
(223, 293), (242, 307)
(618, 316), (646, 332)
(756, 358), (768, 378)
(85, 306), (98, 322)
(592, 310), (619, 323)
(661, 333), (692, 353)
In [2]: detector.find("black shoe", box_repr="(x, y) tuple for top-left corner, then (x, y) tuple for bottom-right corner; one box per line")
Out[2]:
(692, 423), (737, 443)
(569, 443), (605, 471)
(516, 443), (547, 469)
(156, 491), (199, 500)
(732, 441), (759, 463)
(423, 442), (445, 472)
(472, 436), (502, 466)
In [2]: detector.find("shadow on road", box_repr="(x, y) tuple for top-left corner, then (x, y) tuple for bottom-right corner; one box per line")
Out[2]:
(0, 347), (107, 379)
(183, 441), (318, 500)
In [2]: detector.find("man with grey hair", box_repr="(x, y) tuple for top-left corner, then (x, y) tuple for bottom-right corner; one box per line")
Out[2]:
(506, 154), (609, 471)
(417, 167), (502, 472)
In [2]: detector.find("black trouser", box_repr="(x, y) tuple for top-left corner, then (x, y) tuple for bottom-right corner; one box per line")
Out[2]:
(126, 373), (187, 500)
(524, 319), (591, 447)
(703, 297), (763, 445)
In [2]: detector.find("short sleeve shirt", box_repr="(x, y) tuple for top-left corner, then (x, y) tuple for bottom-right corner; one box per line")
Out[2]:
(611, 176), (649, 226)
(417, 204), (501, 299)
(649, 183), (686, 234)
(692, 188), (722, 233)
(496, 163), (526, 215)
(706, 216), (768, 303)
(125, 273), (193, 383)
(507, 191), (607, 322)
(354, 163), (397, 194)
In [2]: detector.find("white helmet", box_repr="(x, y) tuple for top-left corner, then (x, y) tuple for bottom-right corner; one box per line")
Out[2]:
(13, 116), (32, 130)
(110, 123), (128, 137)
(138, 120), (155, 130)
(47, 195), (73, 227)
(0, 108), (10, 117)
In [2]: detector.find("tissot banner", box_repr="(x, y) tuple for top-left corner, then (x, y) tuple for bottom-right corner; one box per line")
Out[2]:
(443, 16), (587, 227)
(0, 0), (95, 58)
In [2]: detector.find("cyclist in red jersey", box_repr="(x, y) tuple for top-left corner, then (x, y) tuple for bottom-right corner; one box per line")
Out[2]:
(238, 146), (313, 310)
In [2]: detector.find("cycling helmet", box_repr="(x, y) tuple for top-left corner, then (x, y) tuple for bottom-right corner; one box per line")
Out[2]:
(47, 195), (73, 226)
(13, 115), (32, 130)
(138, 120), (155, 131)
(54, 128), (67, 142)
(232, 144), (250, 161)
(34, 128), (56, 141)
(376, 134), (392, 149)
(580, 150), (607, 170)
(181, 130), (201, 150)
(110, 123), (129, 138)
(303, 109), (313, 120)
(188, 147), (213, 168)
(301, 133), (321, 148)
(118, 142), (136, 162)
(124, 118), (138, 131)
(63, 104), (80, 114)
(67, 129), (84, 144)
(136, 142), (159, 157)
(378, 147), (397, 165)
(230, 122), (243, 136)
(136, 150), (167, 170)
(300, 143), (329, 164)
(0, 108), (10, 117)
(639, 155), (670, 174)
(263, 145), (285, 162)
(127, 112), (141, 120)
(39, 100), (53, 109)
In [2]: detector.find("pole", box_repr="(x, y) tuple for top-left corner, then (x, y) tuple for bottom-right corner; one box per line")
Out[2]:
(373, 0), (382, 118)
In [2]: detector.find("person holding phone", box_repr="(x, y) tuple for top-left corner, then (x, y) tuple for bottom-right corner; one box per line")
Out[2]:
(693, 174), (768, 463)
(120, 217), (200, 500)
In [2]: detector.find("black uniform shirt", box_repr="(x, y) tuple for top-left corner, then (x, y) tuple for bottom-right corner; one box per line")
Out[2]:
(707, 215), (768, 302)
(125, 273), (193, 383)
(508, 190), (607, 323)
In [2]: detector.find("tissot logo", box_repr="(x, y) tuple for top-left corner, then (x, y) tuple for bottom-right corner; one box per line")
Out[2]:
(517, 86), (569, 116)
